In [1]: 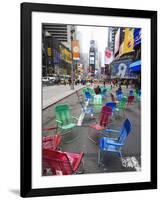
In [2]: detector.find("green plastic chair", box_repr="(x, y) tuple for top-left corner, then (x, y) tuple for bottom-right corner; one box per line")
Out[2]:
(92, 95), (103, 113)
(106, 86), (112, 92)
(88, 87), (95, 96)
(54, 104), (78, 143)
(115, 98), (127, 117)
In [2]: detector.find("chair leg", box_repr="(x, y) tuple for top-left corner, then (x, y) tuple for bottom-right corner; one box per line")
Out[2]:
(118, 151), (122, 158)
(98, 149), (101, 166)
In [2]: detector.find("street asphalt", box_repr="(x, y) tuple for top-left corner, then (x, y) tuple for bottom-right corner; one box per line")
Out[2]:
(42, 84), (141, 174)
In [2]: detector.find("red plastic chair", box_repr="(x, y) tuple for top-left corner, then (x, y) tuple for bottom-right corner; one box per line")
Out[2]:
(127, 96), (134, 105)
(110, 93), (119, 103)
(43, 149), (84, 175)
(42, 134), (62, 150)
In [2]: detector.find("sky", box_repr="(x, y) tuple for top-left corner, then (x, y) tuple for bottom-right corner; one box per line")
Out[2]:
(77, 26), (108, 67)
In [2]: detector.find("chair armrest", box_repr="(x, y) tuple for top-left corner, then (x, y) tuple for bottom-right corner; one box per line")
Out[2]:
(56, 120), (62, 124)
(104, 129), (120, 133)
(42, 126), (58, 131)
(106, 142), (123, 147)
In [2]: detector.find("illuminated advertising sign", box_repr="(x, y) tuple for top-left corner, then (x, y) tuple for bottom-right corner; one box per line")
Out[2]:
(134, 28), (141, 47)
(111, 59), (134, 78)
(119, 28), (134, 56)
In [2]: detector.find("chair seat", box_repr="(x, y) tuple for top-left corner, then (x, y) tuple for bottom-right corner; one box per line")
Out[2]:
(84, 107), (93, 114)
(99, 137), (120, 150)
(89, 124), (105, 130)
(62, 123), (76, 130)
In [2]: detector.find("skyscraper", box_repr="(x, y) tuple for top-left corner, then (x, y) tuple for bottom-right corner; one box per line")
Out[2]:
(107, 27), (119, 53)
(89, 40), (96, 77)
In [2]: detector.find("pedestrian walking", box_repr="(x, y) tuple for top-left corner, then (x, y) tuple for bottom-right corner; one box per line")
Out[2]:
(94, 85), (101, 94)
(126, 80), (129, 89)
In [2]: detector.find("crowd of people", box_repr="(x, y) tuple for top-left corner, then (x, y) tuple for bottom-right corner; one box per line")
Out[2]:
(55, 77), (141, 92)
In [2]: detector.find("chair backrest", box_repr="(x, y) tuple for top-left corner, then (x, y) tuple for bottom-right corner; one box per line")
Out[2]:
(85, 91), (92, 99)
(99, 106), (112, 127)
(117, 97), (127, 107)
(43, 149), (73, 175)
(102, 88), (107, 95)
(93, 95), (102, 105)
(55, 104), (72, 125)
(138, 90), (141, 97)
(106, 102), (116, 111)
(118, 119), (132, 144)
(43, 134), (62, 150)
(129, 90), (134, 96)
(128, 96), (134, 103)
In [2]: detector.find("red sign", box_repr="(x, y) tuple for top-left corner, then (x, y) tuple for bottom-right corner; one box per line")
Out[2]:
(105, 48), (113, 64)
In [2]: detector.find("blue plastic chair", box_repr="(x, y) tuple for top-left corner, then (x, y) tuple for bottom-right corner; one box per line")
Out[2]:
(79, 101), (94, 116)
(129, 90), (134, 96)
(85, 91), (93, 103)
(116, 90), (123, 101)
(98, 119), (132, 166)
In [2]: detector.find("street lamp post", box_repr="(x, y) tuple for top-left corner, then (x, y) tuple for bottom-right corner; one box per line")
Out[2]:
(71, 25), (75, 90)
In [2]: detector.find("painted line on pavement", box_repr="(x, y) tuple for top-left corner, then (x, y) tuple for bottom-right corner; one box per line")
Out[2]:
(77, 99), (89, 126)
(121, 156), (141, 171)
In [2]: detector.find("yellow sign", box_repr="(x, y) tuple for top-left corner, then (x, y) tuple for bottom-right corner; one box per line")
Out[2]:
(64, 49), (72, 64)
(59, 45), (72, 64)
(119, 28), (134, 56)
(47, 48), (52, 57)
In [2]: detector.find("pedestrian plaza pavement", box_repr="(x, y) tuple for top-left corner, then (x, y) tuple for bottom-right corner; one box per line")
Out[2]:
(42, 85), (141, 175)
(43, 84), (85, 109)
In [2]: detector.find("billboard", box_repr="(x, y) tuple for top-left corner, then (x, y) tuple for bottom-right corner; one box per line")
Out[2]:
(59, 45), (71, 64)
(119, 28), (134, 56)
(72, 40), (80, 60)
(134, 28), (141, 47)
(105, 48), (113, 64)
(111, 59), (133, 78)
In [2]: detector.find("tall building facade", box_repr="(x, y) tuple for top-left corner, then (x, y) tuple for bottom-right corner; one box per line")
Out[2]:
(89, 40), (96, 77)
(107, 27), (119, 53)
(42, 24), (77, 76)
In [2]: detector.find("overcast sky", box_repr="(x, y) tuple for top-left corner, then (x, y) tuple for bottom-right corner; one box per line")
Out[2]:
(77, 26), (108, 66)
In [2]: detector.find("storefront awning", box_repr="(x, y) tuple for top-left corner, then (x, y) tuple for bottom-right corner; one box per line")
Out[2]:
(129, 60), (141, 72)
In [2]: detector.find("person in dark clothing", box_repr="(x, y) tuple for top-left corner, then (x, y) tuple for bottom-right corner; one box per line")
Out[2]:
(126, 80), (129, 89)
(94, 85), (101, 94)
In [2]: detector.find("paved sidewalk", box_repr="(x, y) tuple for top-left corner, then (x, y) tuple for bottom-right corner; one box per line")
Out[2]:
(43, 84), (84, 109)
